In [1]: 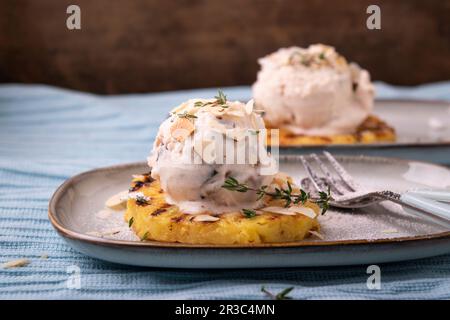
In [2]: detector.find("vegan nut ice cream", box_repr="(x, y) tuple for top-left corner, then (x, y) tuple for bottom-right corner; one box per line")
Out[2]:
(148, 94), (275, 214)
(252, 44), (375, 135)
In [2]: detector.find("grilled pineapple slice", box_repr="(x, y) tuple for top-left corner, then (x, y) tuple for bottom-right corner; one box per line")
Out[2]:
(124, 174), (319, 245)
(267, 115), (396, 146)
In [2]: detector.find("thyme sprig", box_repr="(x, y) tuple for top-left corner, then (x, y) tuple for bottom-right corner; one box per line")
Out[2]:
(222, 176), (331, 214)
(261, 286), (294, 300)
(177, 111), (198, 119)
(214, 90), (227, 105)
(194, 89), (229, 109)
(316, 186), (332, 214)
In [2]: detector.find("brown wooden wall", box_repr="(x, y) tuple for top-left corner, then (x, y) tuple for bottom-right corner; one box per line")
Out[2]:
(1, 0), (449, 94)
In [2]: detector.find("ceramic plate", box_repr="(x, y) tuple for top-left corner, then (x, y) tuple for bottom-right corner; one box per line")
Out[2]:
(48, 155), (450, 269)
(278, 99), (450, 165)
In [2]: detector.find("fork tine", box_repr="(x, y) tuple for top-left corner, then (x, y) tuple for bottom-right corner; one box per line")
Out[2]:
(323, 151), (359, 191)
(310, 153), (349, 195)
(300, 155), (324, 192)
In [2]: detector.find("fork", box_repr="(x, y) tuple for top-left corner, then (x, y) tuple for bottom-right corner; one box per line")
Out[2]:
(300, 151), (450, 228)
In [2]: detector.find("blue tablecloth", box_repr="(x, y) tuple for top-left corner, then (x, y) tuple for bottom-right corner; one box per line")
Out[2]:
(1, 82), (450, 300)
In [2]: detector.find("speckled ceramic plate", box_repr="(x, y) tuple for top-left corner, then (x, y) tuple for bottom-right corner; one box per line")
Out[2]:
(48, 155), (450, 269)
(278, 99), (450, 165)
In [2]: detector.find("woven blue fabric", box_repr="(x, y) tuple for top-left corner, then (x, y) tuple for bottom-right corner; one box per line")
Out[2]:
(1, 82), (450, 300)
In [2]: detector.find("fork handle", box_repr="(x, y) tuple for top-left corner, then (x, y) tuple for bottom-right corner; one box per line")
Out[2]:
(400, 192), (450, 223)
(407, 190), (450, 202)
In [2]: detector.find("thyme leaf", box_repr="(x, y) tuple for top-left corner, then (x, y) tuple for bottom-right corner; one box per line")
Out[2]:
(316, 186), (332, 215)
(135, 195), (150, 206)
(214, 89), (227, 105)
(193, 90), (229, 109)
(177, 111), (197, 119)
(222, 177), (331, 214)
(222, 176), (249, 192)
(141, 231), (149, 241)
(242, 208), (256, 218)
(261, 286), (294, 300)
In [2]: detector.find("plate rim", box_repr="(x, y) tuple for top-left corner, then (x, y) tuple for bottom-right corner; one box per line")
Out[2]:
(48, 155), (450, 250)
(276, 98), (450, 148)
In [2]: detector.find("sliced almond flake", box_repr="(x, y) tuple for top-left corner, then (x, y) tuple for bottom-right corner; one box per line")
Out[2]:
(260, 205), (317, 218)
(101, 228), (122, 236)
(272, 172), (291, 188)
(209, 107), (228, 117)
(245, 99), (254, 115)
(128, 192), (150, 201)
(308, 230), (324, 240)
(2, 258), (30, 269)
(225, 110), (245, 118)
(381, 229), (399, 234)
(260, 207), (296, 216)
(171, 128), (193, 142)
(86, 228), (122, 238)
(154, 134), (163, 147)
(170, 118), (195, 142)
(193, 215), (220, 222)
(86, 231), (102, 237)
(105, 190), (129, 210)
(289, 206), (317, 219)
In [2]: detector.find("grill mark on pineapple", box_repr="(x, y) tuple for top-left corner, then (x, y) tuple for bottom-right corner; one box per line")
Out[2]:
(135, 197), (150, 206)
(142, 172), (154, 183)
(171, 215), (185, 223)
(129, 181), (145, 192)
(150, 203), (171, 216)
(129, 172), (155, 192)
(151, 209), (165, 216)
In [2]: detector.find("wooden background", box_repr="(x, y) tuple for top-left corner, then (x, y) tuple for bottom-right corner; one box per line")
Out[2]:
(1, 0), (449, 94)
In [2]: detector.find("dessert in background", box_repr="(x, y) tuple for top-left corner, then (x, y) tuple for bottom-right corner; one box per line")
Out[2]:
(120, 92), (329, 244)
(252, 44), (395, 145)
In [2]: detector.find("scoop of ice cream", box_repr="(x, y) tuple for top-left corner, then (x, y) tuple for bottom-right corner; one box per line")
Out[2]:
(148, 95), (275, 214)
(252, 44), (375, 135)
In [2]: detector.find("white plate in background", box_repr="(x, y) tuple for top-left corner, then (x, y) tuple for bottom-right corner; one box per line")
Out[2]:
(277, 100), (450, 165)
